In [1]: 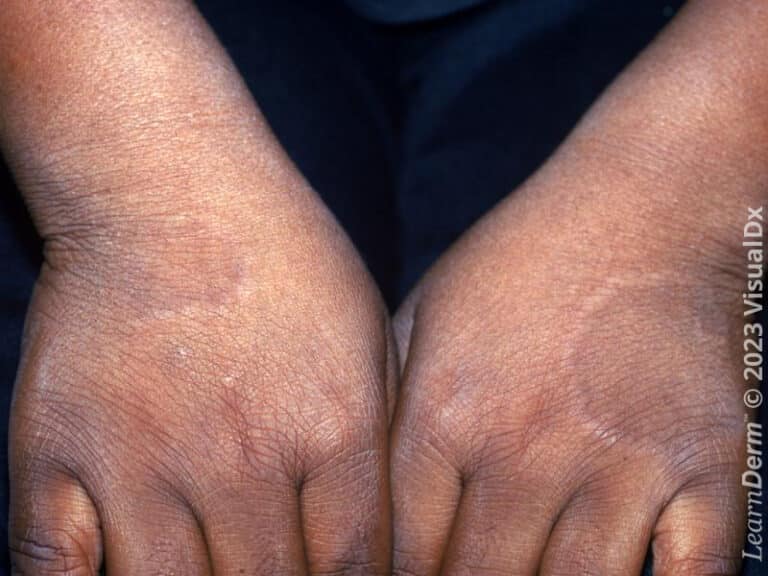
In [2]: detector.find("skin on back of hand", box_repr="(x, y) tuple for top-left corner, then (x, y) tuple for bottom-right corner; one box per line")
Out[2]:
(0, 2), (395, 574)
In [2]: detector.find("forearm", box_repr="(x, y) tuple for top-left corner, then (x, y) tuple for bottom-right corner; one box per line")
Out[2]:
(0, 1), (317, 267)
(500, 0), (768, 271)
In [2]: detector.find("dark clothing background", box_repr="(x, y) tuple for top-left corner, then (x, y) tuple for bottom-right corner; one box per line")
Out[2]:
(0, 1), (764, 574)
(343, 0), (491, 23)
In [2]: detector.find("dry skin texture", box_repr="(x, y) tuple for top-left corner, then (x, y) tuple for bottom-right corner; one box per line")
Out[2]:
(0, 0), (764, 574)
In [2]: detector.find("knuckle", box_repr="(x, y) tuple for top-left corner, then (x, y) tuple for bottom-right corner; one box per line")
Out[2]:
(304, 421), (383, 484)
(659, 555), (740, 576)
(544, 544), (620, 576)
(659, 429), (742, 484)
(10, 529), (92, 575)
(392, 548), (430, 576)
(302, 392), (383, 464)
(395, 376), (481, 464)
(311, 559), (387, 576)
(392, 413), (461, 477)
(10, 402), (103, 485)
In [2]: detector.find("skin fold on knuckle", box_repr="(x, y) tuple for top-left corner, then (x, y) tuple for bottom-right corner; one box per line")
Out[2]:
(9, 527), (93, 576)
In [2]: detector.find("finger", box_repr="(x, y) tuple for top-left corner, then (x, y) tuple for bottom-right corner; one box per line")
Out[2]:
(300, 443), (390, 575)
(439, 469), (560, 576)
(100, 488), (211, 575)
(391, 303), (464, 576)
(9, 466), (102, 575)
(652, 474), (744, 576)
(385, 316), (400, 425)
(539, 479), (657, 575)
(392, 286), (422, 374)
(391, 412), (462, 576)
(200, 478), (307, 575)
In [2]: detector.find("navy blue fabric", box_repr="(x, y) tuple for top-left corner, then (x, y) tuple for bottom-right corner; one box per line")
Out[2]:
(1, 1), (764, 574)
(342, 0), (491, 24)
(0, 160), (41, 574)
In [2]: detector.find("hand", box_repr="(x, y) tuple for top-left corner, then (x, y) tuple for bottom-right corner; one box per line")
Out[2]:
(390, 3), (762, 573)
(391, 192), (744, 575)
(2, 2), (394, 574)
(9, 182), (394, 576)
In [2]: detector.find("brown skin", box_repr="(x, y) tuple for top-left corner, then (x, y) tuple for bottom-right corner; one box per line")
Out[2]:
(391, 1), (765, 575)
(1, 0), (763, 575)
(1, 1), (394, 574)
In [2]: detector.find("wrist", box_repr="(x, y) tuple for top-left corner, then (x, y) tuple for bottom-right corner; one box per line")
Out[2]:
(495, 0), (768, 298)
(0, 0), (308, 262)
